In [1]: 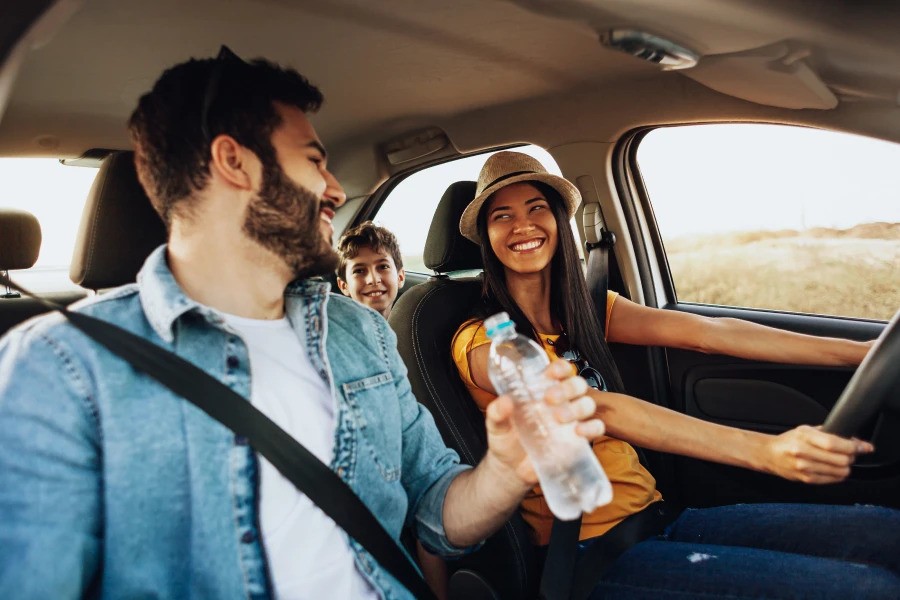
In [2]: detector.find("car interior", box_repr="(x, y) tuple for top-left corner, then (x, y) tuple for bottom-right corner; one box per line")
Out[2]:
(2, 1), (899, 598)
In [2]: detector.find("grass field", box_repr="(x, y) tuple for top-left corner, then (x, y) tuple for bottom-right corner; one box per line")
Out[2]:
(666, 222), (900, 320)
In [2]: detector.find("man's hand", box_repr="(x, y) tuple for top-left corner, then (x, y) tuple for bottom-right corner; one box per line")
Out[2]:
(763, 425), (874, 484)
(484, 359), (605, 485)
(443, 360), (606, 547)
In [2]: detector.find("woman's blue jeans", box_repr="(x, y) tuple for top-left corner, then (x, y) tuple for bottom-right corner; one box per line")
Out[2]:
(587, 503), (900, 599)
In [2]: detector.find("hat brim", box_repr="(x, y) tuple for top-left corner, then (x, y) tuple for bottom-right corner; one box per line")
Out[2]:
(459, 173), (581, 244)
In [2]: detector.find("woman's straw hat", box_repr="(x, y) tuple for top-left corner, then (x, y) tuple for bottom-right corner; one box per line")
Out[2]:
(459, 151), (580, 243)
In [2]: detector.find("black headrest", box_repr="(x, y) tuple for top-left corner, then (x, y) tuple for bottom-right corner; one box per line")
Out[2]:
(423, 181), (482, 273)
(70, 151), (167, 290)
(0, 209), (41, 270)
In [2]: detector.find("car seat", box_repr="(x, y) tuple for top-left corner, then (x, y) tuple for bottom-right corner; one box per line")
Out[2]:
(0, 208), (46, 335)
(389, 181), (541, 599)
(69, 151), (167, 291)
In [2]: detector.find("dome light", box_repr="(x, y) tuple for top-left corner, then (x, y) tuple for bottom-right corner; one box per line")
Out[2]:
(600, 29), (699, 71)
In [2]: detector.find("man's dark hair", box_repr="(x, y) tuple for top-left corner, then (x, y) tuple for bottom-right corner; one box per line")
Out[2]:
(128, 51), (323, 225)
(336, 221), (404, 280)
(469, 181), (625, 392)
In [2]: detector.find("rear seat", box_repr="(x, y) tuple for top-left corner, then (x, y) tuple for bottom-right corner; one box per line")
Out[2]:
(1, 150), (166, 338)
(0, 209), (85, 336)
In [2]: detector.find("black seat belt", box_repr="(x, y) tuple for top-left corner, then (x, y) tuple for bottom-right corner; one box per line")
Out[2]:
(537, 207), (617, 600)
(538, 517), (581, 599)
(0, 274), (435, 600)
(585, 230), (616, 337)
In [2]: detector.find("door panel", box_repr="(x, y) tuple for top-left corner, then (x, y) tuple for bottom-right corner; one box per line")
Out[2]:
(659, 304), (899, 509)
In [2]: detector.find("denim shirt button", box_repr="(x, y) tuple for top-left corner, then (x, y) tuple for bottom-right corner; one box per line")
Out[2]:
(241, 531), (255, 544)
(337, 467), (345, 477)
(226, 355), (239, 369)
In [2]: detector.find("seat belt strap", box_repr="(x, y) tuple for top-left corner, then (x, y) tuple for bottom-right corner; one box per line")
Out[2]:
(570, 501), (680, 600)
(538, 202), (617, 599)
(538, 517), (582, 599)
(0, 274), (435, 600)
(585, 230), (616, 337)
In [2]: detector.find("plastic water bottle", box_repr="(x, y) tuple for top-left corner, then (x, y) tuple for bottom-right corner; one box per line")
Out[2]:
(484, 312), (612, 520)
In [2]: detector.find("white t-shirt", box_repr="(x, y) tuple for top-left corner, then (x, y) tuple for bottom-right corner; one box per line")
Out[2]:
(223, 314), (378, 600)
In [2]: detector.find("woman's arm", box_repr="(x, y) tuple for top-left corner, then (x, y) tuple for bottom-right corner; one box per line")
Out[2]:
(466, 343), (496, 393)
(606, 296), (873, 366)
(591, 389), (872, 484)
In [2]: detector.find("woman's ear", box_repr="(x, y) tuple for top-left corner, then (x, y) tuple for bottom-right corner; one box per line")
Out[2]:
(208, 135), (256, 191)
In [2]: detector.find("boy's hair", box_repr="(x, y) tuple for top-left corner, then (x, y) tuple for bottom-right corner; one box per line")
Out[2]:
(128, 50), (323, 226)
(336, 221), (404, 280)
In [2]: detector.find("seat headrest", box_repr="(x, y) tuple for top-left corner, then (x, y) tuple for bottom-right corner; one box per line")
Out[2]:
(423, 181), (482, 273)
(70, 151), (167, 290)
(0, 209), (41, 270)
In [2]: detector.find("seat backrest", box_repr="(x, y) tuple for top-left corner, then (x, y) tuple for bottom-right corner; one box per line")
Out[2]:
(69, 151), (167, 291)
(389, 181), (539, 599)
(0, 208), (50, 336)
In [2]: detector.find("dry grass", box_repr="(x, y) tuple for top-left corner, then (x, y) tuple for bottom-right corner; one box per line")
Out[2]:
(667, 223), (900, 320)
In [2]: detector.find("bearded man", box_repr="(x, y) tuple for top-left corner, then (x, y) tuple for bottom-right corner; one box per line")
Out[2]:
(0, 49), (601, 599)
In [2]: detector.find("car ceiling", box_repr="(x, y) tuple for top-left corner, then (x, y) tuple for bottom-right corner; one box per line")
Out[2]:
(2, 0), (900, 196)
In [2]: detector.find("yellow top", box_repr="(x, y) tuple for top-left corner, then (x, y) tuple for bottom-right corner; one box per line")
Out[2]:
(450, 291), (662, 545)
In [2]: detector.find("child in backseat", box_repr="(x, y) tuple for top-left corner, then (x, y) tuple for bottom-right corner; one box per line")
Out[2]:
(336, 221), (406, 319)
(336, 221), (448, 599)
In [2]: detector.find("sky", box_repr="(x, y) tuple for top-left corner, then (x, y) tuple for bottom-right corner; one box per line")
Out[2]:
(638, 124), (900, 237)
(3, 123), (899, 271)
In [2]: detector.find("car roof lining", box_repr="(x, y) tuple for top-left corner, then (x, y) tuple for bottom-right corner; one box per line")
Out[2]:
(2, 0), (900, 199)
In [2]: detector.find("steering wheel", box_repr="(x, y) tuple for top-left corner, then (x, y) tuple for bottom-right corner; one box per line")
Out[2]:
(822, 309), (900, 437)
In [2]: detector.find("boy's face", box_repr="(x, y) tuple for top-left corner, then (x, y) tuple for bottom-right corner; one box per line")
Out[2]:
(338, 246), (405, 318)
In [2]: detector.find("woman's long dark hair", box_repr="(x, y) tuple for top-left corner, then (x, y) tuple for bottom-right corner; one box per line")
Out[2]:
(470, 181), (625, 392)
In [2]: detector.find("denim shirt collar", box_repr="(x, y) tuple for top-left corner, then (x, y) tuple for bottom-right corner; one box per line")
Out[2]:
(137, 245), (332, 343)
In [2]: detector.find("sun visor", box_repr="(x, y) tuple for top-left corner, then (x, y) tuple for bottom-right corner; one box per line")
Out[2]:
(683, 43), (838, 110)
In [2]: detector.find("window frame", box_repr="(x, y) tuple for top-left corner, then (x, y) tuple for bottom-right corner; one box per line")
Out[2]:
(620, 123), (897, 323)
(355, 144), (568, 276)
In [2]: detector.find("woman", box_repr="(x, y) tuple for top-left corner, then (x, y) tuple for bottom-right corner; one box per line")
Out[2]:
(451, 151), (898, 597)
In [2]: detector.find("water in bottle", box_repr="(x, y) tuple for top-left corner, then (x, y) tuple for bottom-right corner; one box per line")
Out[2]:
(484, 312), (612, 520)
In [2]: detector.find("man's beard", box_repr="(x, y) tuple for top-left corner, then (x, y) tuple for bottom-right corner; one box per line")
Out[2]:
(242, 161), (339, 279)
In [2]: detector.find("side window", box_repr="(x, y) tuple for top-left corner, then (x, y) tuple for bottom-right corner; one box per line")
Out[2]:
(637, 124), (900, 320)
(373, 145), (570, 273)
(1, 159), (96, 292)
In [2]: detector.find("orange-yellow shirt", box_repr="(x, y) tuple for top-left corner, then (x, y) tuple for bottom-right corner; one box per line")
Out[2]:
(450, 291), (662, 545)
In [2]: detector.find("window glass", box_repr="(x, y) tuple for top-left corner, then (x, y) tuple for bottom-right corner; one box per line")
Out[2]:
(1, 159), (97, 292)
(373, 145), (576, 273)
(637, 124), (900, 320)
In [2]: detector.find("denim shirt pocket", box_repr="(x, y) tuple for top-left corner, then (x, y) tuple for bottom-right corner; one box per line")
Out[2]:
(341, 372), (401, 482)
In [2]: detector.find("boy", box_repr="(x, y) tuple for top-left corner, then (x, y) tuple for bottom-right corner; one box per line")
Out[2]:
(336, 221), (406, 318)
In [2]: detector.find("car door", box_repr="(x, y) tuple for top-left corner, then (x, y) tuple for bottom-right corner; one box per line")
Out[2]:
(611, 123), (900, 510)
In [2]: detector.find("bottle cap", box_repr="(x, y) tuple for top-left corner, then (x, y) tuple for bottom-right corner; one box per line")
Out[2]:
(485, 312), (515, 338)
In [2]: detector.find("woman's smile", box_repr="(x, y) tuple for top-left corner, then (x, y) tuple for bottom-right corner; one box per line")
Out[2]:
(509, 237), (546, 253)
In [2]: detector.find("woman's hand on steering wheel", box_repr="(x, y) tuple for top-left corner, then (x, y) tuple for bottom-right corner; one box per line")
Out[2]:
(763, 424), (874, 484)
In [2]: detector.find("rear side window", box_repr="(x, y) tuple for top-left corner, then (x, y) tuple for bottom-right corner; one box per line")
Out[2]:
(637, 124), (900, 321)
(373, 145), (567, 273)
(1, 159), (96, 292)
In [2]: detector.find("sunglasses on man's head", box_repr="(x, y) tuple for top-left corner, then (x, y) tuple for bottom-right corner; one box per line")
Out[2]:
(200, 45), (250, 143)
(552, 333), (608, 392)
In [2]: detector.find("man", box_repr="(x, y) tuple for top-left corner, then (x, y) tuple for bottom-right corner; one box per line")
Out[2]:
(336, 221), (406, 319)
(0, 50), (600, 598)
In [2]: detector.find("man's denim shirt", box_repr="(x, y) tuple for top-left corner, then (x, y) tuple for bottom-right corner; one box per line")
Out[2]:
(0, 246), (471, 599)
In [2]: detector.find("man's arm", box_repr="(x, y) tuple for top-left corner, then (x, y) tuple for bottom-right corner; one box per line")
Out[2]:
(607, 296), (873, 366)
(591, 389), (872, 484)
(0, 327), (102, 596)
(441, 361), (600, 547)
